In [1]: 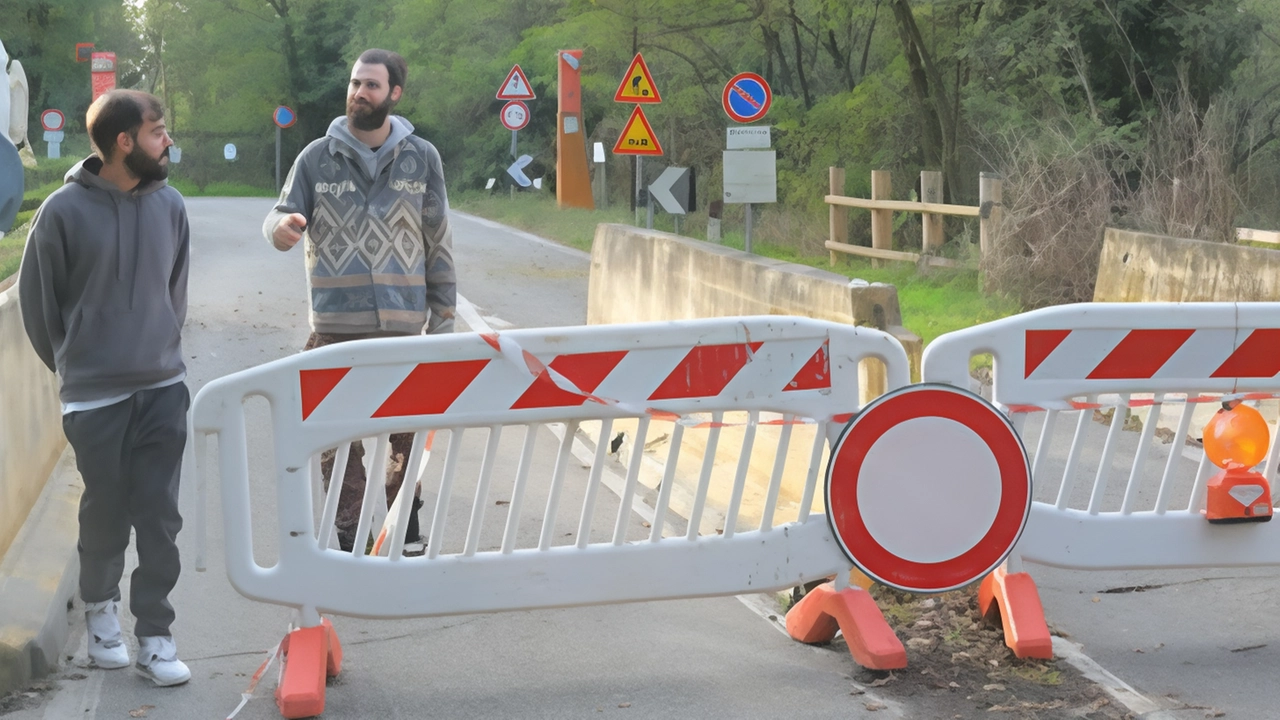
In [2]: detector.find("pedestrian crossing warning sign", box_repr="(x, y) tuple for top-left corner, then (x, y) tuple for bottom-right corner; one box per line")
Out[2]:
(613, 53), (662, 103)
(612, 105), (664, 156)
(496, 64), (536, 100)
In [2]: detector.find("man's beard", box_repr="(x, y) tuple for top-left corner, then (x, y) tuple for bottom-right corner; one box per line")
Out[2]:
(347, 94), (396, 132)
(124, 142), (169, 182)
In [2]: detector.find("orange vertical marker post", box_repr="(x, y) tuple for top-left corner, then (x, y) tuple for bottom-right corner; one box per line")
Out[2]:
(556, 50), (595, 209)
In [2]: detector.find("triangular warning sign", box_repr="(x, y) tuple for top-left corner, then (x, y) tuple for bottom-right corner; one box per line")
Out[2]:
(613, 53), (661, 103)
(496, 64), (536, 100)
(612, 106), (664, 156)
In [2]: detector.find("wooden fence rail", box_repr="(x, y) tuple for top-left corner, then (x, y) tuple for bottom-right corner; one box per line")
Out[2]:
(1238, 227), (1280, 245)
(826, 168), (1002, 269)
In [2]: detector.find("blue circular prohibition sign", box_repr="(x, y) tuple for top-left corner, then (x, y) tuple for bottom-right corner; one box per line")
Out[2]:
(722, 73), (772, 123)
(273, 106), (296, 129)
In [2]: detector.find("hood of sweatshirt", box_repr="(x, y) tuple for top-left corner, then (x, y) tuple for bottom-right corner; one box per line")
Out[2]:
(326, 115), (415, 180)
(19, 154), (189, 405)
(65, 156), (170, 309)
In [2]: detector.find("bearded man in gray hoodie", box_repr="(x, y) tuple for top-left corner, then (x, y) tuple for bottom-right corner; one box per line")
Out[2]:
(19, 90), (192, 687)
(264, 49), (456, 554)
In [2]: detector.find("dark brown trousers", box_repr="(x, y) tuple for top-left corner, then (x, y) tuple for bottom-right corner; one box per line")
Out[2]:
(304, 332), (420, 549)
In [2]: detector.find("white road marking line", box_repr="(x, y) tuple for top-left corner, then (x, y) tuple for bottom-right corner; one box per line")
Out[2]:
(1051, 636), (1176, 717)
(734, 592), (907, 717)
(455, 294), (492, 335)
(41, 655), (104, 720)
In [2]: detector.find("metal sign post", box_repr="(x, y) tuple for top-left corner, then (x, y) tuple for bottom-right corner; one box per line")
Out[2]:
(635, 157), (643, 226)
(272, 106), (297, 193)
(612, 53), (663, 226)
(721, 73), (774, 253)
(40, 109), (65, 159)
(499, 100), (530, 170)
(722, 150), (775, 254)
(592, 142), (607, 208)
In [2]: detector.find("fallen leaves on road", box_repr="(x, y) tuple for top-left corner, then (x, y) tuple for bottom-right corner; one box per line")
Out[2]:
(129, 705), (156, 718)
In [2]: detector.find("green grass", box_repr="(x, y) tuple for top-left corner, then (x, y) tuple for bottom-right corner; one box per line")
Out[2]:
(169, 179), (276, 197)
(452, 191), (1022, 347)
(0, 220), (28, 282)
(452, 190), (636, 252)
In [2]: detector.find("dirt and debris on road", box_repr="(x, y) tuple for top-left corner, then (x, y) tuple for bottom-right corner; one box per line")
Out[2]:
(784, 582), (1137, 720)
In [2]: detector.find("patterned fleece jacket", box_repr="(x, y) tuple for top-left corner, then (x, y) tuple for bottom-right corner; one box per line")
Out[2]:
(264, 115), (455, 335)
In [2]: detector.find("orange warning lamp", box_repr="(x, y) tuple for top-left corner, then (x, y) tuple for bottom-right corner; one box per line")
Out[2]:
(1204, 402), (1272, 524)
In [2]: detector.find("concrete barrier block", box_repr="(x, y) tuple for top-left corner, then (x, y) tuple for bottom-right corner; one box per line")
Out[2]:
(1095, 227), (1280, 303)
(0, 283), (66, 561)
(0, 448), (82, 696)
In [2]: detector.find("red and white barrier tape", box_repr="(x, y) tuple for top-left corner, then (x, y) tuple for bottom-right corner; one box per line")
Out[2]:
(460, 300), (853, 428)
(225, 638), (284, 719)
(1005, 391), (1280, 414)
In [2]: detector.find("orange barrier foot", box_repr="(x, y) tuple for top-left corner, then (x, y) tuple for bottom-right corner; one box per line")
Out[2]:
(978, 567), (1053, 659)
(323, 618), (343, 678)
(785, 581), (907, 670)
(276, 618), (342, 719)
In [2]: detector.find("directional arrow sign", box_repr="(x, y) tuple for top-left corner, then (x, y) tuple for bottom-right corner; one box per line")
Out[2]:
(506, 154), (534, 187)
(648, 166), (693, 215)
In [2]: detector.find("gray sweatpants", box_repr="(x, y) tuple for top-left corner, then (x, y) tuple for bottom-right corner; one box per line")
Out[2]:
(62, 382), (189, 638)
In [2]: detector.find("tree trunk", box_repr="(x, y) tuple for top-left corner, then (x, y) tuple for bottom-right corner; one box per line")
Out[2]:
(891, 0), (963, 199)
(788, 0), (812, 109)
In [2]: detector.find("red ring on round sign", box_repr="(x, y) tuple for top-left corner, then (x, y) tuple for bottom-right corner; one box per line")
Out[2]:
(722, 72), (772, 124)
(501, 101), (530, 131)
(40, 109), (65, 132)
(825, 383), (1031, 593)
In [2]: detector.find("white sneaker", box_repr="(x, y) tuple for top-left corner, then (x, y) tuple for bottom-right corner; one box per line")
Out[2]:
(84, 600), (130, 669)
(135, 635), (191, 687)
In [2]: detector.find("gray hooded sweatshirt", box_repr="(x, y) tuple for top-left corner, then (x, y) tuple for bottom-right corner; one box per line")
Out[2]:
(19, 155), (189, 404)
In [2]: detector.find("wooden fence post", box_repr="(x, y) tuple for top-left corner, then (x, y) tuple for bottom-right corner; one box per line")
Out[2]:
(979, 172), (1002, 263)
(871, 170), (892, 258)
(920, 170), (944, 251)
(829, 167), (847, 266)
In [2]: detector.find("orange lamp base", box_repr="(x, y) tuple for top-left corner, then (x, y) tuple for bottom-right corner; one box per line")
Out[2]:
(1205, 466), (1273, 524)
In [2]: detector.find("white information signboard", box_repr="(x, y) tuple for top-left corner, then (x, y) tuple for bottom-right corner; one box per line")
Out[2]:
(722, 150), (776, 204)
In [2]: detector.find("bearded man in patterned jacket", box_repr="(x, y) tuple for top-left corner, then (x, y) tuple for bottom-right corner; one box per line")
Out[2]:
(264, 48), (455, 553)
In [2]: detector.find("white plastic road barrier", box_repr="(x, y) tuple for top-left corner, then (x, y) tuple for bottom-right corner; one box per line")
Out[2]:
(922, 302), (1280, 660)
(197, 316), (1031, 717)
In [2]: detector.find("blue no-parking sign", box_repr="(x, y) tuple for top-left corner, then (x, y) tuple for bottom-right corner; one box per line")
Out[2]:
(722, 72), (772, 124)
(273, 105), (296, 129)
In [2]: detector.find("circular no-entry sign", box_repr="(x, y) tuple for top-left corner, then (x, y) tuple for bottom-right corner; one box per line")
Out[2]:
(273, 106), (297, 129)
(500, 101), (530, 131)
(825, 383), (1031, 593)
(722, 72), (772, 124)
(40, 109), (65, 132)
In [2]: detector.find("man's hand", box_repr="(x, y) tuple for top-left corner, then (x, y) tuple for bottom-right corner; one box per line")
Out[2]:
(272, 213), (307, 250)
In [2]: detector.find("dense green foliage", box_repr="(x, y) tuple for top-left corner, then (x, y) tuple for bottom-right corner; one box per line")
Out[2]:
(7, 0), (1280, 302)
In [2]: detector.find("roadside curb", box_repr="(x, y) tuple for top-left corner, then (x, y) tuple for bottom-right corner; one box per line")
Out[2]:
(0, 447), (81, 696)
(1050, 636), (1177, 718)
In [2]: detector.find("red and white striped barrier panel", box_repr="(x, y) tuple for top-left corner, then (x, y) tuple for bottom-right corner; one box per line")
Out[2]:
(195, 317), (1037, 717)
(922, 302), (1280, 660)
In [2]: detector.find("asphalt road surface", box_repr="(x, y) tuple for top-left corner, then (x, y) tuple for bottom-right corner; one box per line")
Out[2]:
(7, 199), (908, 720)
(10, 197), (1271, 720)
